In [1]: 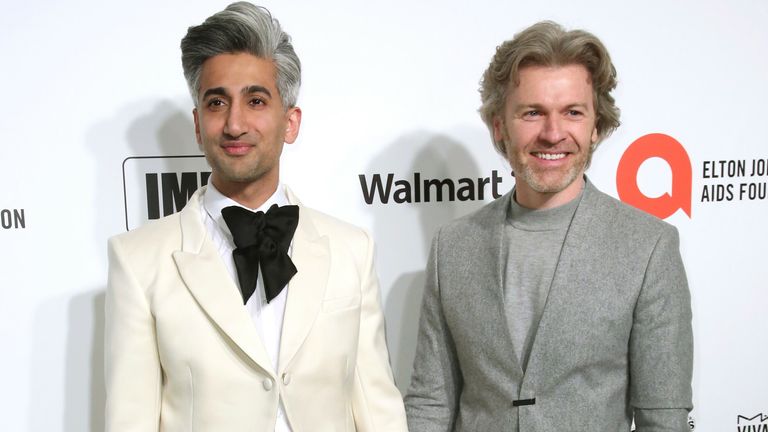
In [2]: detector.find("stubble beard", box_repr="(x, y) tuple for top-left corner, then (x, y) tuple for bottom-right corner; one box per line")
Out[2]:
(511, 150), (589, 194)
(205, 152), (271, 185)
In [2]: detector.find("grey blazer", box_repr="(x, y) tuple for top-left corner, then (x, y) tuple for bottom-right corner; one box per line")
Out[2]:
(405, 180), (693, 432)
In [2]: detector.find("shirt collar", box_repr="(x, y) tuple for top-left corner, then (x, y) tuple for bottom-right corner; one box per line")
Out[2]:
(508, 178), (585, 231)
(203, 182), (289, 240)
(507, 187), (582, 231)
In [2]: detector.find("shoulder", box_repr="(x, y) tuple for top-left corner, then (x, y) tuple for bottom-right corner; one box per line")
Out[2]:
(107, 211), (185, 268)
(437, 191), (509, 239)
(579, 184), (681, 269)
(109, 187), (205, 257)
(300, 205), (367, 238)
(297, 205), (379, 275)
(110, 212), (182, 247)
(586, 184), (678, 240)
(298, 205), (373, 255)
(286, 185), (370, 246)
(421, 192), (510, 262)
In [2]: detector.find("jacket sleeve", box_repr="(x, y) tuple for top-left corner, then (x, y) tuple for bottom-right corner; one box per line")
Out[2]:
(630, 225), (693, 432)
(350, 230), (409, 432)
(404, 229), (462, 432)
(105, 236), (162, 432)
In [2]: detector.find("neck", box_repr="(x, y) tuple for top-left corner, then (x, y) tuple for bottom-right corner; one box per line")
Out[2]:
(515, 176), (585, 210)
(211, 174), (279, 210)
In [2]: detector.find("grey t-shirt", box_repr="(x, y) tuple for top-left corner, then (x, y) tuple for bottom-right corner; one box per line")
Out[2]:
(502, 190), (581, 371)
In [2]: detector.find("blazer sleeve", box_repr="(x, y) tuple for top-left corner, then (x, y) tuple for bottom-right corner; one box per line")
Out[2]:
(629, 225), (693, 432)
(105, 236), (162, 432)
(404, 229), (462, 432)
(350, 230), (409, 432)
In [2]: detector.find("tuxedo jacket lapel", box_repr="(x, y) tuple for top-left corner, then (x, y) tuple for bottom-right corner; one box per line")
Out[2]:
(278, 188), (330, 370)
(169, 187), (333, 376)
(171, 189), (275, 376)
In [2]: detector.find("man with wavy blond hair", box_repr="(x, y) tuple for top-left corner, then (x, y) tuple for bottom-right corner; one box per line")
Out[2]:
(405, 21), (693, 431)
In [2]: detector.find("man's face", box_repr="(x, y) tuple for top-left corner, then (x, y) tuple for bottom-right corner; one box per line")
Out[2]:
(493, 64), (598, 208)
(193, 52), (301, 194)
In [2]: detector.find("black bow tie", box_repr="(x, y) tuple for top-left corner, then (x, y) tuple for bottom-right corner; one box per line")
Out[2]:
(221, 204), (299, 304)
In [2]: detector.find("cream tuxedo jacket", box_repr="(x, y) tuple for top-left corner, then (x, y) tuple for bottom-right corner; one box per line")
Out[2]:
(106, 187), (407, 432)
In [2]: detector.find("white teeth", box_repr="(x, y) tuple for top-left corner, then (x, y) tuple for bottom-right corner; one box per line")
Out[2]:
(535, 152), (566, 160)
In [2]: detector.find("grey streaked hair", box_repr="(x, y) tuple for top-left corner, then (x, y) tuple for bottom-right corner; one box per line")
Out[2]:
(180, 2), (301, 109)
(479, 21), (620, 164)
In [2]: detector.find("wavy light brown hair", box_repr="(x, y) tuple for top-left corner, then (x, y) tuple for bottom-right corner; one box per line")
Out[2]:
(479, 21), (620, 164)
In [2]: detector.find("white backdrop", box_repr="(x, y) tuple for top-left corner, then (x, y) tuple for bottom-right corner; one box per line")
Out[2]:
(1, 1), (767, 430)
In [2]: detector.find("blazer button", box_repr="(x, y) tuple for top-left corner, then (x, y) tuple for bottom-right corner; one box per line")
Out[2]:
(263, 378), (273, 391)
(282, 373), (291, 385)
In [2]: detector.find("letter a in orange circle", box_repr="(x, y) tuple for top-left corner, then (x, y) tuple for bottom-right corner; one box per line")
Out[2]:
(616, 133), (692, 219)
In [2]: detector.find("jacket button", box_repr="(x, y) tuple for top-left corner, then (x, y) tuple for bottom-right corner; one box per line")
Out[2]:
(263, 378), (273, 391)
(282, 373), (291, 385)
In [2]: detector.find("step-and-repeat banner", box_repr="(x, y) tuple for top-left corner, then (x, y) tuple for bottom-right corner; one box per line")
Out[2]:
(2, 1), (766, 430)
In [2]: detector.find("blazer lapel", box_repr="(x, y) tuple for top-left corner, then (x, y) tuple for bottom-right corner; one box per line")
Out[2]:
(522, 180), (601, 386)
(480, 191), (526, 378)
(171, 188), (275, 376)
(278, 188), (330, 370)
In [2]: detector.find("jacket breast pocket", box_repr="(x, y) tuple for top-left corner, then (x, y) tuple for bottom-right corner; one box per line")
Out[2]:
(321, 295), (361, 313)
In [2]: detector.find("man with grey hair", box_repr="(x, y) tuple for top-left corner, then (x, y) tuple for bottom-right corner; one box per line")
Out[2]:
(105, 3), (407, 431)
(405, 21), (693, 431)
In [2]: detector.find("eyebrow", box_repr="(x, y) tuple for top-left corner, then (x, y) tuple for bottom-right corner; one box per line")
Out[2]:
(565, 103), (590, 110)
(514, 102), (591, 111)
(201, 85), (273, 100)
(243, 85), (272, 98)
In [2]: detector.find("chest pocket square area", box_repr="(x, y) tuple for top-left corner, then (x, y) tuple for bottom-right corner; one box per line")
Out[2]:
(321, 295), (361, 313)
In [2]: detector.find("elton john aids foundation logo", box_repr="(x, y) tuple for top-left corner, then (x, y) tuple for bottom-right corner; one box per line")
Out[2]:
(616, 133), (692, 219)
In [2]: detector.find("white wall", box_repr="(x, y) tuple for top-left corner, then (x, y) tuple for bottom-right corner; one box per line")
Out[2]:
(1, 1), (766, 430)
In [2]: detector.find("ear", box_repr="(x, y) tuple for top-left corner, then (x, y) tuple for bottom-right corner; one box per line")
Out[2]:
(283, 106), (302, 144)
(192, 108), (203, 149)
(591, 125), (599, 144)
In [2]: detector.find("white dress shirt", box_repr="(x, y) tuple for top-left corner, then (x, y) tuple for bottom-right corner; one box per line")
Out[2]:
(201, 183), (293, 432)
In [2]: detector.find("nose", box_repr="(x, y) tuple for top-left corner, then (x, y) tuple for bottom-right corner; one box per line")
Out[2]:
(539, 115), (566, 144)
(224, 103), (246, 138)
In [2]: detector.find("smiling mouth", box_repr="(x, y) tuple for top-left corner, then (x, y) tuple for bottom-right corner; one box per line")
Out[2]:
(221, 143), (253, 155)
(533, 152), (567, 160)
